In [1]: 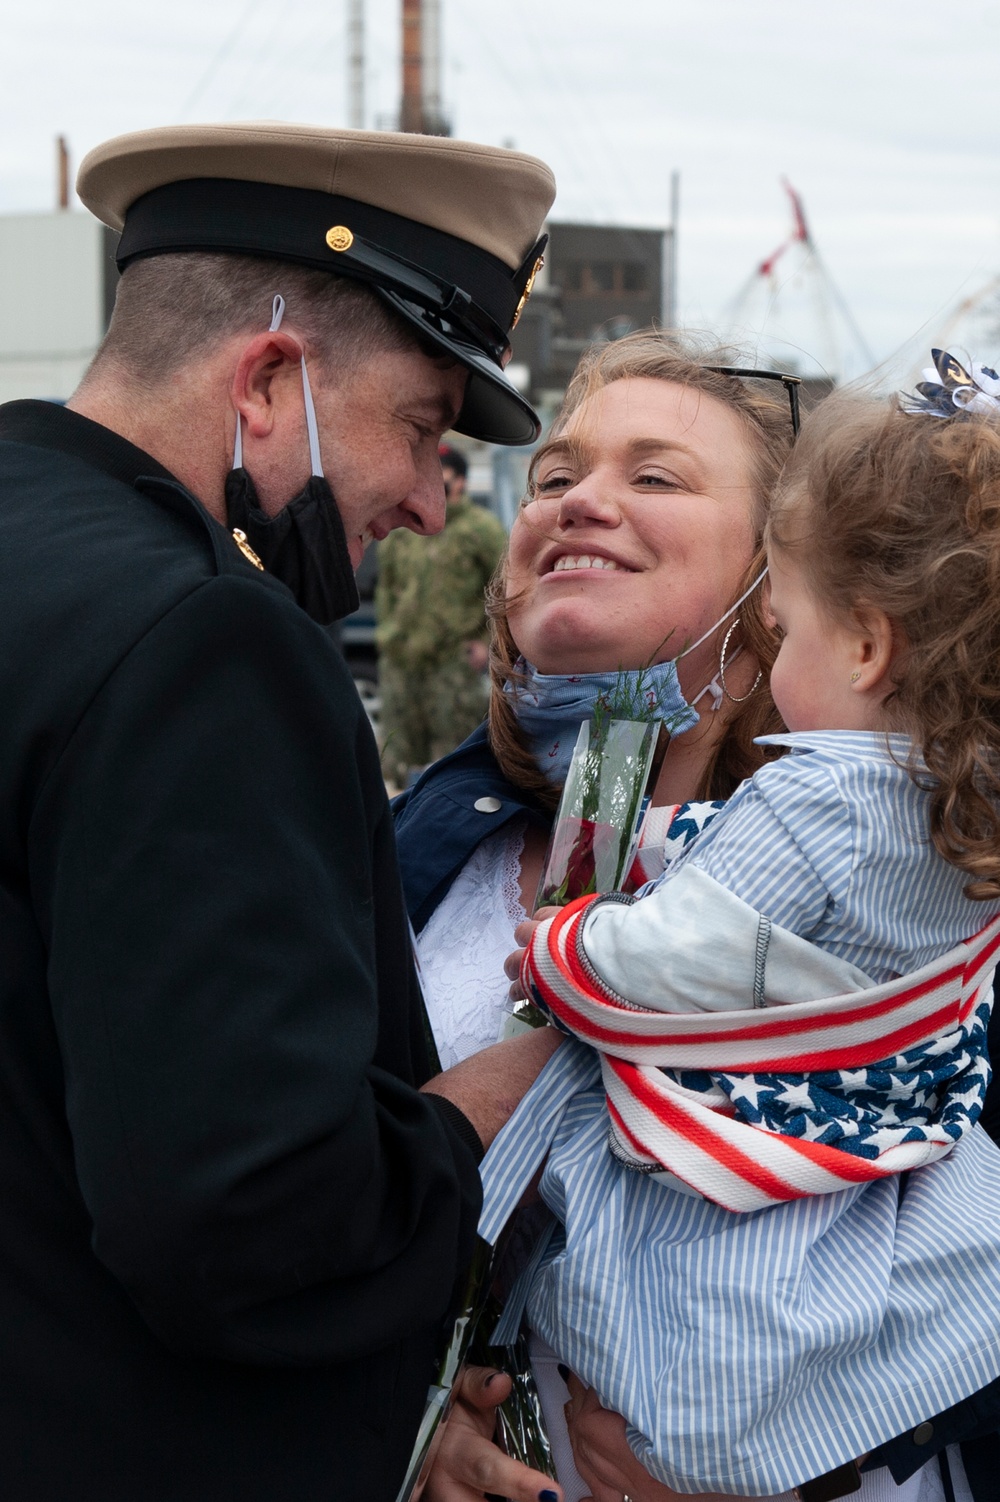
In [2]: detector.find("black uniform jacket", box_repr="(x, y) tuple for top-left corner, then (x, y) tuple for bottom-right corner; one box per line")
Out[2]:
(0, 401), (482, 1501)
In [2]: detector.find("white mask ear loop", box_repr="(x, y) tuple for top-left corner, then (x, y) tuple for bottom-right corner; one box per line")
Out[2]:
(299, 357), (323, 477)
(268, 294), (322, 476)
(680, 565), (768, 712)
(232, 294), (323, 474)
(678, 565), (769, 661)
(690, 673), (726, 713)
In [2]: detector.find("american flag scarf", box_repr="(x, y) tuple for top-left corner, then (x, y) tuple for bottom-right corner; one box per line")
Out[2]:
(522, 894), (1000, 1213)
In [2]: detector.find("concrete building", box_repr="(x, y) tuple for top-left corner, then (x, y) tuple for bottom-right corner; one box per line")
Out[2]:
(0, 212), (118, 402)
(511, 220), (670, 423)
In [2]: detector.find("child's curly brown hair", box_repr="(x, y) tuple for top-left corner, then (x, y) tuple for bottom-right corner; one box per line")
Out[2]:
(769, 392), (1000, 900)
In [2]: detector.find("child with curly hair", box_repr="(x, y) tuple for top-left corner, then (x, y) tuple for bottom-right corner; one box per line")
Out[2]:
(502, 356), (1000, 1501)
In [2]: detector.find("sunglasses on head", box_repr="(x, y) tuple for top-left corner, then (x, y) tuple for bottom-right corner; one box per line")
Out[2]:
(703, 366), (802, 437)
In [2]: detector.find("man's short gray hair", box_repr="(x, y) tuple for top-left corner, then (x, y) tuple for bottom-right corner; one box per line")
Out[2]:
(87, 252), (421, 391)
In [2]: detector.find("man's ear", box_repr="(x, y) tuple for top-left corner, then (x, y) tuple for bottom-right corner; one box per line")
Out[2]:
(230, 331), (305, 440)
(850, 605), (898, 694)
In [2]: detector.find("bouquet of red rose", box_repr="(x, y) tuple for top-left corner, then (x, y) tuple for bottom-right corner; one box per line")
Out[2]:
(535, 715), (666, 907)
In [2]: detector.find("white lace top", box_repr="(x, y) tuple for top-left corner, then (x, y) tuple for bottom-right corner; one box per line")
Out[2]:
(416, 818), (528, 1071)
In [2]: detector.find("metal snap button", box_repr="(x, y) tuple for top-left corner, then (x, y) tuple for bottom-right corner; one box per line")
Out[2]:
(474, 796), (502, 814)
(325, 225), (354, 252)
(912, 1421), (934, 1446)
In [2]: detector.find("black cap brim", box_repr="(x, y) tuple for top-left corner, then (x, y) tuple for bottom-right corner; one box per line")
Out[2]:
(377, 288), (540, 446)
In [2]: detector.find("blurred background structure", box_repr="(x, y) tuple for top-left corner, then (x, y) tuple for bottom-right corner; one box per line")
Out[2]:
(0, 138), (118, 403)
(4, 0), (1000, 730)
(6, 0), (1000, 409)
(720, 180), (873, 388)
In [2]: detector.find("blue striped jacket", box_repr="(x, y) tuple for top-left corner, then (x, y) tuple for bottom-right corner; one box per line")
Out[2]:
(392, 724), (1000, 1493)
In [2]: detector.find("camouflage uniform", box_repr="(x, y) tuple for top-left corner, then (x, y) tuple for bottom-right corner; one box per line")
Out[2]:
(376, 498), (507, 785)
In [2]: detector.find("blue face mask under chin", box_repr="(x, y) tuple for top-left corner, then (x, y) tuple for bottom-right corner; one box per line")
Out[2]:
(506, 658), (697, 787)
(505, 568), (768, 786)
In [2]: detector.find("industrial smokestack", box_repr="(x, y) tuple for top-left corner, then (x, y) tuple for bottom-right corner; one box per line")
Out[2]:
(400, 0), (423, 134)
(56, 136), (70, 211)
(399, 0), (449, 135)
(422, 0), (444, 135)
(347, 0), (364, 130)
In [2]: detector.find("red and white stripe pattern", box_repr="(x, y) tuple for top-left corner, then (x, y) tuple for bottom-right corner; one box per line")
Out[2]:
(522, 896), (1000, 1212)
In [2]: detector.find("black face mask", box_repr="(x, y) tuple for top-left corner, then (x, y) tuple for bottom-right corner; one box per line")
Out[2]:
(223, 293), (362, 627)
(224, 465), (360, 627)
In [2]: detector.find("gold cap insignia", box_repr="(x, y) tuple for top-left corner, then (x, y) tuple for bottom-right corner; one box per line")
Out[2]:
(511, 254), (544, 330)
(325, 225), (354, 253)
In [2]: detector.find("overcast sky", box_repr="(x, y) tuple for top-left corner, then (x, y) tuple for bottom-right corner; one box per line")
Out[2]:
(3, 0), (999, 383)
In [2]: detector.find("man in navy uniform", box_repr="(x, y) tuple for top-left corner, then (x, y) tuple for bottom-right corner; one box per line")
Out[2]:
(0, 122), (556, 1501)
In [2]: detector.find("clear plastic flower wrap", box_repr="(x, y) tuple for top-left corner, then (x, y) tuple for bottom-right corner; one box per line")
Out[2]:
(394, 1227), (558, 1502)
(535, 715), (667, 907)
(502, 711), (668, 1040)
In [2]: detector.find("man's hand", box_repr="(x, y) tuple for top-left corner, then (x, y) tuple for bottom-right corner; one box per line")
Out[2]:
(425, 1366), (562, 1502)
(421, 1026), (563, 1152)
(564, 1374), (753, 1502)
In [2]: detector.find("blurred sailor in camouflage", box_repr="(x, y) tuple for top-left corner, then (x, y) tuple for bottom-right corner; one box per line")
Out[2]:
(376, 442), (507, 785)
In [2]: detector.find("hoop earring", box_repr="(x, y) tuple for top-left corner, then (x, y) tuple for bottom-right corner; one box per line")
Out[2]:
(718, 619), (763, 704)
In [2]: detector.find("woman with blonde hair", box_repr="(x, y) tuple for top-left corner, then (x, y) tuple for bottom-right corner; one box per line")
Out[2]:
(396, 333), (790, 954)
(396, 335), (1000, 1502)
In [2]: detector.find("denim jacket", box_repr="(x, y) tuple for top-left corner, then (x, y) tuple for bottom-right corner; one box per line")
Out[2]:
(392, 723), (550, 934)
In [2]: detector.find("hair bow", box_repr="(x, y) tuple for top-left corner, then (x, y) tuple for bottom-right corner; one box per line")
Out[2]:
(901, 348), (1000, 417)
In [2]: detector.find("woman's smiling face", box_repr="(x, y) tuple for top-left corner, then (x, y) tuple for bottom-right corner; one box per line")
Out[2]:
(506, 378), (760, 693)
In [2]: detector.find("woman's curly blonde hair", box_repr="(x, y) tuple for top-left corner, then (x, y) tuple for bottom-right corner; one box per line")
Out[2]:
(769, 392), (1000, 900)
(485, 330), (796, 810)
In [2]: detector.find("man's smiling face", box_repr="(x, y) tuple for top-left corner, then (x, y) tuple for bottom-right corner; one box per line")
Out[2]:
(311, 346), (468, 568)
